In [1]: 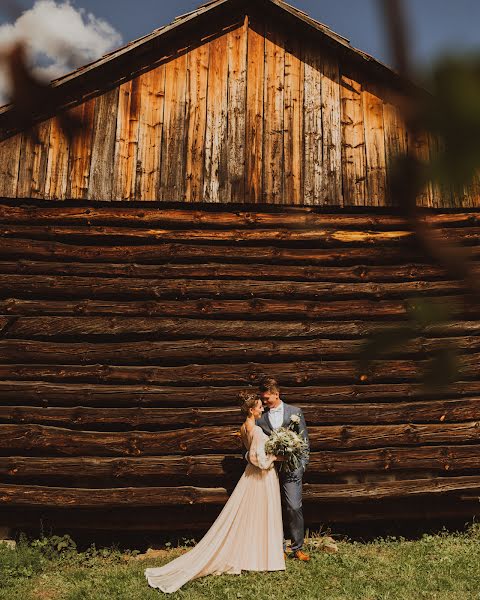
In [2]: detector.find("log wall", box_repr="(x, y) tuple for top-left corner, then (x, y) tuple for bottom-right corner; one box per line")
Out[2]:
(1, 199), (480, 533)
(0, 13), (475, 207)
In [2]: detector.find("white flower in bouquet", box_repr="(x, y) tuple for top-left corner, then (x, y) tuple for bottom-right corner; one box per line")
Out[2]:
(290, 414), (300, 425)
(264, 421), (308, 473)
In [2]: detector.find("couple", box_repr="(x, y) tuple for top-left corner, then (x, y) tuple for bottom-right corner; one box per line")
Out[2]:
(145, 376), (310, 593)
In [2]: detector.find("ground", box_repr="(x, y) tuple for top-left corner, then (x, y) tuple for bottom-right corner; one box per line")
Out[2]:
(2, 526), (480, 599)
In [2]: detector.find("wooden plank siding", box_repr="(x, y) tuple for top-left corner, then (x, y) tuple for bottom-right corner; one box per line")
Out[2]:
(2, 200), (480, 532)
(0, 18), (473, 207)
(340, 72), (367, 205)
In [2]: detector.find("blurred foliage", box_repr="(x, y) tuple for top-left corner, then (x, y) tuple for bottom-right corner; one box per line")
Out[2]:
(421, 56), (480, 192)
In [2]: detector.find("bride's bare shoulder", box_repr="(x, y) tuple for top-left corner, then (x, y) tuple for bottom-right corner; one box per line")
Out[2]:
(240, 422), (255, 435)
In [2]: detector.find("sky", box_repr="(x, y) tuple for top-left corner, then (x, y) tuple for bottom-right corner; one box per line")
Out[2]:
(0, 0), (479, 102)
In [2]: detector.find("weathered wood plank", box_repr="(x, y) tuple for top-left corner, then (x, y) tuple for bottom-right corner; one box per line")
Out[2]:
(245, 20), (264, 202)
(409, 126), (433, 208)
(88, 88), (119, 200)
(303, 43), (322, 204)
(341, 73), (366, 205)
(225, 20), (248, 201)
(45, 115), (70, 200)
(66, 98), (96, 199)
(17, 121), (51, 198)
(185, 42), (209, 201)
(263, 28), (285, 203)
(363, 82), (387, 206)
(0, 134), (21, 197)
(283, 33), (303, 204)
(203, 33), (229, 202)
(321, 53), (342, 205)
(160, 52), (188, 201)
(383, 93), (407, 206)
(112, 78), (141, 200)
(136, 66), (165, 200)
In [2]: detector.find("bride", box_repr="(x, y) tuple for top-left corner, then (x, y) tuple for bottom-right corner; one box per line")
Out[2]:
(144, 391), (285, 593)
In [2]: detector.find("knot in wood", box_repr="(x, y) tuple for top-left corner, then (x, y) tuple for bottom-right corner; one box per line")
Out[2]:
(113, 459), (129, 477)
(180, 442), (188, 451)
(340, 426), (350, 442)
(353, 266), (368, 279)
(197, 300), (212, 313)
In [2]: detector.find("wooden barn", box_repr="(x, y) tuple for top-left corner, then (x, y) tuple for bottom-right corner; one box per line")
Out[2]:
(1, 0), (480, 538)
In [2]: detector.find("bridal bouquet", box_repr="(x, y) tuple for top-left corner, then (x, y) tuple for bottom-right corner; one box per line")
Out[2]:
(264, 415), (308, 473)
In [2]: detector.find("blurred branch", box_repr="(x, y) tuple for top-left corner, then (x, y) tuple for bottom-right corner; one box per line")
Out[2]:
(378, 0), (480, 299)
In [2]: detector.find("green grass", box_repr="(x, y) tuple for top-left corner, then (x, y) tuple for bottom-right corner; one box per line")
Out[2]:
(2, 527), (480, 600)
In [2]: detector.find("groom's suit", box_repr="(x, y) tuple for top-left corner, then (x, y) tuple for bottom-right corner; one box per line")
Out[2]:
(256, 402), (310, 553)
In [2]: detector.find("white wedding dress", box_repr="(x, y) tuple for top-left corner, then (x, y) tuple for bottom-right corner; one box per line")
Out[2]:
(144, 425), (285, 593)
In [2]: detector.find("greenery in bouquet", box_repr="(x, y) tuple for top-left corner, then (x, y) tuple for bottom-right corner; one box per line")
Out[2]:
(264, 415), (308, 473)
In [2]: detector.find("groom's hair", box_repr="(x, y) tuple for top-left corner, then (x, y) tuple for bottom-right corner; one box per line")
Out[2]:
(258, 376), (280, 394)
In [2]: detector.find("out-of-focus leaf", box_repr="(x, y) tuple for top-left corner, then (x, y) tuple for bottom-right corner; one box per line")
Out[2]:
(421, 56), (480, 191)
(358, 325), (415, 372)
(406, 297), (455, 327)
(2, 41), (83, 142)
(421, 345), (460, 390)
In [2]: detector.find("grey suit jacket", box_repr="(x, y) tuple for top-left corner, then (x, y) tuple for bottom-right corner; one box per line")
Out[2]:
(256, 402), (310, 470)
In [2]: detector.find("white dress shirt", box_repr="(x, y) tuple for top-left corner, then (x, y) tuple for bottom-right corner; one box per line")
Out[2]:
(268, 401), (284, 430)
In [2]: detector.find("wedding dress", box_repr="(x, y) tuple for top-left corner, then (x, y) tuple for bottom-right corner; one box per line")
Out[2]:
(144, 425), (285, 593)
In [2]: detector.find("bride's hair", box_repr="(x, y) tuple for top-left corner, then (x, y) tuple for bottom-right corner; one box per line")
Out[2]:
(238, 390), (260, 417)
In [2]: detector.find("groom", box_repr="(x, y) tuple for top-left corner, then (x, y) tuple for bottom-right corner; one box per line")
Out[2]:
(255, 376), (310, 562)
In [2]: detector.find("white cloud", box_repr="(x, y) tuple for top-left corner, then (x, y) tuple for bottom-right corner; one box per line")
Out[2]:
(0, 0), (122, 104)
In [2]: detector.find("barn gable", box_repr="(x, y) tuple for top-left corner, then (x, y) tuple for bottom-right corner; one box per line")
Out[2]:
(0, 0), (461, 207)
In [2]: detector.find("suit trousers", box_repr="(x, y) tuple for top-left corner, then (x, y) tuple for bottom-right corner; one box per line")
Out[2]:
(279, 467), (304, 552)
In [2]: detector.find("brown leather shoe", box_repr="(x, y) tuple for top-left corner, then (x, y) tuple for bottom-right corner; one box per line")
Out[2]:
(284, 551), (288, 560)
(293, 549), (310, 562)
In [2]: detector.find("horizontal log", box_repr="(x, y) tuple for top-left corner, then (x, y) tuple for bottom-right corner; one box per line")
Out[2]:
(1, 397), (480, 428)
(2, 475), (480, 507)
(2, 296), (470, 320)
(7, 317), (480, 341)
(4, 421), (480, 454)
(0, 236), (433, 265)
(3, 224), (480, 252)
(0, 352), (477, 384)
(0, 224), (417, 246)
(1, 335), (478, 365)
(1, 202), (479, 229)
(5, 498), (480, 533)
(3, 444), (480, 481)
(0, 357), (459, 386)
(2, 380), (479, 408)
(0, 259), (458, 282)
(0, 274), (465, 301)
(3, 499), (480, 533)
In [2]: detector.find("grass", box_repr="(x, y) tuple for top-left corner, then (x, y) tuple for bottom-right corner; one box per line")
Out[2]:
(2, 526), (480, 599)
